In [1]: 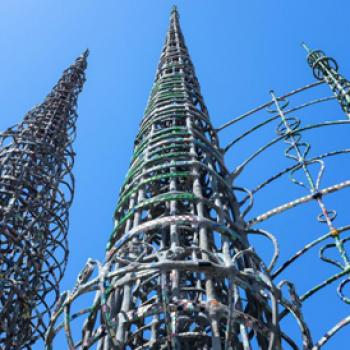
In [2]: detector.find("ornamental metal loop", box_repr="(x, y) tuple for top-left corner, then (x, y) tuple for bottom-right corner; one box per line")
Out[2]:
(269, 90), (326, 194)
(44, 8), (314, 350)
(0, 51), (88, 349)
(268, 89), (350, 288)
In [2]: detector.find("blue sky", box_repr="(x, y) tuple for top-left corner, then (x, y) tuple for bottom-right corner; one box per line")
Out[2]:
(1, 0), (349, 348)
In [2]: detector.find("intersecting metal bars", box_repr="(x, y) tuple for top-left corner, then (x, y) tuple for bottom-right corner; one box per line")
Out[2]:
(218, 49), (350, 348)
(43, 8), (319, 350)
(0, 51), (88, 349)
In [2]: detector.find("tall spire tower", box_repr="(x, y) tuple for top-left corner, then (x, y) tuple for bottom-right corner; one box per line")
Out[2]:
(46, 9), (309, 349)
(0, 51), (88, 349)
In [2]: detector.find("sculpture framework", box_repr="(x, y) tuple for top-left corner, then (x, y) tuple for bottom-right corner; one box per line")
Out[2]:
(0, 51), (88, 349)
(45, 7), (350, 350)
(1, 6), (349, 350)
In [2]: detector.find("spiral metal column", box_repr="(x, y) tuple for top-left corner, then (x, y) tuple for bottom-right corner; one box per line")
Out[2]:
(46, 8), (312, 350)
(303, 43), (350, 118)
(0, 51), (88, 349)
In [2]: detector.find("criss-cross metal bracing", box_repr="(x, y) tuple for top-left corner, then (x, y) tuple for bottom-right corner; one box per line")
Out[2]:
(0, 51), (88, 349)
(45, 8), (314, 350)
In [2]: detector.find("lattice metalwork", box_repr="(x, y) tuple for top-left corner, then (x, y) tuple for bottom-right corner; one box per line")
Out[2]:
(216, 45), (350, 348)
(302, 43), (350, 118)
(0, 51), (88, 349)
(45, 8), (315, 350)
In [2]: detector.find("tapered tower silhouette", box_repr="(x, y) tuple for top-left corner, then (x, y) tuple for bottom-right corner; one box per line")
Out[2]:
(46, 8), (314, 349)
(0, 51), (88, 349)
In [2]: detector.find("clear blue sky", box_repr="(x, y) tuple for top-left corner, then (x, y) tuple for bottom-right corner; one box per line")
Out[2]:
(1, 1), (349, 348)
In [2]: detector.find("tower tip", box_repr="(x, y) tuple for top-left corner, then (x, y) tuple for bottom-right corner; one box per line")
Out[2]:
(74, 49), (89, 71)
(301, 42), (311, 54)
(171, 5), (179, 16)
(82, 48), (89, 58)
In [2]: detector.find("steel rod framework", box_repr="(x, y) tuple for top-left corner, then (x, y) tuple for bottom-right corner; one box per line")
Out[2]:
(45, 8), (313, 350)
(216, 46), (350, 348)
(303, 43), (350, 118)
(0, 51), (88, 349)
(43, 8), (350, 350)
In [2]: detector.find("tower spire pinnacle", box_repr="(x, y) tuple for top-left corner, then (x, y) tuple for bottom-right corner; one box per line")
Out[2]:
(147, 3), (208, 124)
(303, 45), (350, 118)
(82, 48), (89, 59)
(301, 41), (311, 53)
(171, 4), (178, 15)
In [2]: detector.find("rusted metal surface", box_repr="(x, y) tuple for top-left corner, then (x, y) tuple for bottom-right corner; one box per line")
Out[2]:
(0, 51), (88, 349)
